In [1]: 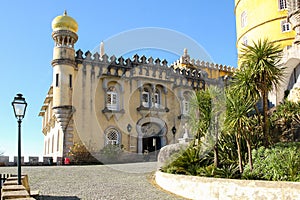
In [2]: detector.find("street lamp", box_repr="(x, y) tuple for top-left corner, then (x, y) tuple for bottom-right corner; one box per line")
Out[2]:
(127, 124), (132, 151)
(12, 93), (27, 185)
(172, 126), (177, 144)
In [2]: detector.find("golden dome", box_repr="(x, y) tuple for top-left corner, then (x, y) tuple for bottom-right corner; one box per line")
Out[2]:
(51, 10), (78, 33)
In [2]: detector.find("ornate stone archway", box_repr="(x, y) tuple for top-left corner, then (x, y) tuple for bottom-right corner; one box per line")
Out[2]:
(136, 117), (167, 154)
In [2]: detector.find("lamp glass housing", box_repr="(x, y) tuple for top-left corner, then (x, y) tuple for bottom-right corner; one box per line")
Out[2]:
(12, 94), (27, 120)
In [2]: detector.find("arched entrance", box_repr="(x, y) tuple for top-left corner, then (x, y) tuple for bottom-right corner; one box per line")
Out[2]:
(136, 117), (167, 154)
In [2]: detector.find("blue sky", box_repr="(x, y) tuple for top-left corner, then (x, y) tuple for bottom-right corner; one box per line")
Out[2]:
(0, 1), (237, 160)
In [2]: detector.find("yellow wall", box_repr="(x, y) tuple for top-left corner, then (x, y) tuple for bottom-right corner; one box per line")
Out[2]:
(235, 0), (295, 65)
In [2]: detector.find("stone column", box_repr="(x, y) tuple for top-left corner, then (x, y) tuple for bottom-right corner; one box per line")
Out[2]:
(138, 136), (143, 154)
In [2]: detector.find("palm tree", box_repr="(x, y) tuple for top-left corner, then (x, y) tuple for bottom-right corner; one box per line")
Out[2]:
(224, 89), (255, 173)
(208, 86), (226, 168)
(231, 67), (261, 124)
(239, 39), (284, 146)
(189, 89), (212, 143)
(189, 86), (225, 168)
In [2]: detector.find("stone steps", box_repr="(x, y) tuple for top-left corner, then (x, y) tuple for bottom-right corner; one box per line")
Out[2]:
(1, 175), (38, 200)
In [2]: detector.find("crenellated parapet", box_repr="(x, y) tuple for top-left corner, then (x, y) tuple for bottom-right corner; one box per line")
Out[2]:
(74, 49), (230, 90)
(171, 58), (235, 74)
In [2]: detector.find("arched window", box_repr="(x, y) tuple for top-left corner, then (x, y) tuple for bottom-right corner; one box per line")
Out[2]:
(142, 88), (150, 108)
(241, 11), (247, 28)
(154, 89), (161, 108)
(183, 92), (191, 115)
(279, 0), (287, 10)
(105, 128), (120, 145)
(243, 36), (248, 45)
(106, 86), (118, 110)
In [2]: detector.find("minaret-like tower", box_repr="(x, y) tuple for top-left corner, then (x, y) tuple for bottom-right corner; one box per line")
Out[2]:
(51, 11), (78, 155)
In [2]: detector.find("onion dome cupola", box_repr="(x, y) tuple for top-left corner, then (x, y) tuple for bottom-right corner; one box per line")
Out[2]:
(51, 10), (78, 48)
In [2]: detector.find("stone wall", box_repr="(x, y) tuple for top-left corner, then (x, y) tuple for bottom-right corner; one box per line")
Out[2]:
(0, 156), (61, 166)
(155, 171), (300, 200)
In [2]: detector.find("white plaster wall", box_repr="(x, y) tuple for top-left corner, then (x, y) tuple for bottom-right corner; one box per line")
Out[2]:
(43, 122), (63, 162)
(155, 171), (300, 200)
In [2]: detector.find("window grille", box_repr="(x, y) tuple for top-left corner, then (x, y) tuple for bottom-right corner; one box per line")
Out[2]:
(105, 128), (120, 145)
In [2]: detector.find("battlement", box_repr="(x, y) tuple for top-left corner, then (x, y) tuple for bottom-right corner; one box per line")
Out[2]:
(74, 49), (233, 81)
(171, 58), (235, 73)
(75, 50), (170, 67)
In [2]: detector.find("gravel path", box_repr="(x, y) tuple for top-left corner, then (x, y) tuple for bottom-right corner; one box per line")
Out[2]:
(0, 162), (185, 200)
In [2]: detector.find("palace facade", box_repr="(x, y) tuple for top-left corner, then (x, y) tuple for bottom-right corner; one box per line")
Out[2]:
(39, 12), (234, 162)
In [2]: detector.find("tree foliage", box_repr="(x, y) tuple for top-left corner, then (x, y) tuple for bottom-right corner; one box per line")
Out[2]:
(239, 38), (284, 145)
(271, 100), (300, 142)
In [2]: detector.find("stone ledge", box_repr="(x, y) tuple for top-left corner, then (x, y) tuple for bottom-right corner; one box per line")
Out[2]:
(1, 190), (30, 200)
(155, 171), (300, 200)
(1, 185), (26, 192)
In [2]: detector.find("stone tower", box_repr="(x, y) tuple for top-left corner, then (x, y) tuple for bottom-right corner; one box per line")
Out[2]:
(234, 0), (295, 66)
(288, 0), (300, 44)
(51, 11), (78, 156)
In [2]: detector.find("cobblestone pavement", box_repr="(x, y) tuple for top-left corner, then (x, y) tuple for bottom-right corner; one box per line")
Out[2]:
(0, 162), (186, 200)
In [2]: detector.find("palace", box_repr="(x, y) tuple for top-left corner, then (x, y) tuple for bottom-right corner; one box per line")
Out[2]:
(39, 11), (234, 162)
(235, 0), (295, 58)
(235, 0), (300, 104)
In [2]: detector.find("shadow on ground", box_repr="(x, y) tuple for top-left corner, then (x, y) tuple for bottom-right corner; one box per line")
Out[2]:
(39, 195), (80, 200)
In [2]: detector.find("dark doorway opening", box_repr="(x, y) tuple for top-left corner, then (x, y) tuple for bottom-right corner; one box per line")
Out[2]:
(142, 136), (161, 153)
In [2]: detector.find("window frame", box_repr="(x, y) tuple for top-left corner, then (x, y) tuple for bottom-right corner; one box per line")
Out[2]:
(105, 128), (120, 146)
(279, 0), (287, 10)
(242, 36), (248, 46)
(106, 86), (119, 111)
(182, 91), (191, 116)
(183, 100), (190, 115)
(55, 73), (59, 87)
(241, 11), (247, 28)
(142, 88), (150, 108)
(69, 74), (72, 88)
(281, 20), (291, 32)
(154, 89), (161, 108)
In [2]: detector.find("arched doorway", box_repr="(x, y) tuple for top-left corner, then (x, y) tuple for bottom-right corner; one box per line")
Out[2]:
(136, 117), (167, 154)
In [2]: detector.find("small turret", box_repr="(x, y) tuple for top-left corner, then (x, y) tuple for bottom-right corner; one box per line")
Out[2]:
(180, 48), (190, 64)
(51, 11), (78, 134)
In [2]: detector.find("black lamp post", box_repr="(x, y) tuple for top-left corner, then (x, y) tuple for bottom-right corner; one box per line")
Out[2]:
(12, 94), (27, 185)
(127, 124), (132, 151)
(172, 126), (177, 144)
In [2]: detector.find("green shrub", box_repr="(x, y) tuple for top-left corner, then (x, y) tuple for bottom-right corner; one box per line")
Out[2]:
(215, 163), (240, 179)
(197, 165), (216, 177)
(161, 145), (212, 176)
(242, 142), (300, 181)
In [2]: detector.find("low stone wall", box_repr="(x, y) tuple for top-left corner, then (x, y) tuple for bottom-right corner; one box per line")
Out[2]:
(155, 171), (300, 200)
